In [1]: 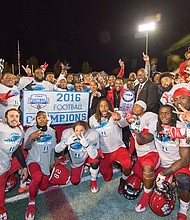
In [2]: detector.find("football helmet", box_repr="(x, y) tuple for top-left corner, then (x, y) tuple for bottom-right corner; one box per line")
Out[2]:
(149, 182), (176, 216)
(5, 174), (18, 193)
(0, 207), (8, 220)
(49, 162), (70, 186)
(123, 173), (143, 200)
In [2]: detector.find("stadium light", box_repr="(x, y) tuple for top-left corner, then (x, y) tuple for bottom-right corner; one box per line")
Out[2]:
(138, 22), (156, 54)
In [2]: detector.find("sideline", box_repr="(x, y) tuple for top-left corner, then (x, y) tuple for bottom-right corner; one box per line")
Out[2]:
(5, 168), (120, 203)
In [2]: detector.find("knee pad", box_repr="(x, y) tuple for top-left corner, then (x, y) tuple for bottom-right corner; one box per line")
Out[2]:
(175, 173), (190, 193)
(90, 162), (99, 170)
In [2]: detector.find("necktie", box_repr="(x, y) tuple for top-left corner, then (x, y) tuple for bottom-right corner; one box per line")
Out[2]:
(136, 84), (142, 100)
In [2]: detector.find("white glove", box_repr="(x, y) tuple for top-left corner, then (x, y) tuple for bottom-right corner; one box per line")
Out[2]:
(130, 117), (141, 133)
(156, 173), (166, 189)
(78, 134), (89, 148)
(65, 134), (77, 146)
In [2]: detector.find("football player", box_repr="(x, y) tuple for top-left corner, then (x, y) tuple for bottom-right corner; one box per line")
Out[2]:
(55, 120), (100, 193)
(89, 99), (132, 194)
(24, 111), (57, 220)
(155, 105), (190, 220)
(0, 108), (28, 219)
(127, 100), (160, 212)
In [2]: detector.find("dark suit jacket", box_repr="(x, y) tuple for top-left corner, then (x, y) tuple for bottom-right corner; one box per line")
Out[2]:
(89, 89), (107, 117)
(134, 80), (159, 113)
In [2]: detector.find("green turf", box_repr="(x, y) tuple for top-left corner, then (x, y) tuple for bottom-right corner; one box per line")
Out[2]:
(5, 171), (190, 220)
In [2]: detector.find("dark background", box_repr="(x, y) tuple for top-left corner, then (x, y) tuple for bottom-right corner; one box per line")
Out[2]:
(0, 0), (190, 75)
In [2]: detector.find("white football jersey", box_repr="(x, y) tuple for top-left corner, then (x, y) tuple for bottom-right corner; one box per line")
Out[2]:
(130, 112), (158, 157)
(154, 121), (190, 168)
(89, 115), (128, 153)
(25, 125), (56, 175)
(0, 123), (23, 175)
(55, 128), (99, 168)
(18, 77), (53, 91)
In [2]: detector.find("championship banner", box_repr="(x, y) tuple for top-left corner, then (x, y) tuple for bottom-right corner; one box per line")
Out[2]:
(22, 91), (90, 126)
(119, 89), (135, 116)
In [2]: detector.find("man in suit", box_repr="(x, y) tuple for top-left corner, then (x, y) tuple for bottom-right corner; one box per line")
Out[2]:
(134, 68), (159, 114)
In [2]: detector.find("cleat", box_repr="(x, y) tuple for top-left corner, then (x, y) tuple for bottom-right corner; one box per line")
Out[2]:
(90, 180), (98, 193)
(135, 191), (150, 212)
(118, 177), (125, 194)
(18, 185), (29, 193)
(177, 213), (187, 220)
(25, 204), (38, 220)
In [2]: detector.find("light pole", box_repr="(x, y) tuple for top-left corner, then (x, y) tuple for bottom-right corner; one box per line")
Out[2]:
(138, 22), (156, 55)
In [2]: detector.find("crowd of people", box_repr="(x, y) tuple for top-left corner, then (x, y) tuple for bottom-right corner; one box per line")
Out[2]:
(0, 49), (190, 220)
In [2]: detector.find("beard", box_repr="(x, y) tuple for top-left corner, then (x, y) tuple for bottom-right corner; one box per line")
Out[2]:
(161, 83), (173, 92)
(34, 76), (43, 82)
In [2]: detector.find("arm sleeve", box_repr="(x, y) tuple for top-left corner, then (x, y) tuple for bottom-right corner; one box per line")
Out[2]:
(12, 146), (27, 168)
(55, 140), (67, 153)
(85, 145), (98, 159)
(117, 67), (124, 78)
(24, 138), (34, 150)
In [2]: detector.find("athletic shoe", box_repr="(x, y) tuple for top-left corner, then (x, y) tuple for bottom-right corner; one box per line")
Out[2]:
(135, 191), (150, 212)
(177, 213), (187, 220)
(90, 180), (98, 193)
(118, 177), (125, 194)
(25, 204), (38, 220)
(18, 185), (29, 193)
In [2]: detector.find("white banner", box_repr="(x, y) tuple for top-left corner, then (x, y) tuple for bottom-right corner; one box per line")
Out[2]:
(119, 89), (135, 116)
(22, 91), (90, 126)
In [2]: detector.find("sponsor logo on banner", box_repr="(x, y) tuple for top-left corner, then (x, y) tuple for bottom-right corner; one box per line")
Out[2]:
(28, 94), (50, 110)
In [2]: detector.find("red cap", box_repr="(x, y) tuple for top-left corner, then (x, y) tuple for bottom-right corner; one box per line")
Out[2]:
(173, 87), (190, 98)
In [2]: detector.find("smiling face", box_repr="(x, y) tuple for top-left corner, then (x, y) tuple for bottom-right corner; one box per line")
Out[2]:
(173, 95), (190, 111)
(1, 73), (16, 87)
(115, 78), (123, 91)
(160, 76), (174, 92)
(137, 69), (147, 84)
(158, 106), (172, 125)
(36, 112), (48, 127)
(90, 80), (98, 92)
(5, 109), (20, 128)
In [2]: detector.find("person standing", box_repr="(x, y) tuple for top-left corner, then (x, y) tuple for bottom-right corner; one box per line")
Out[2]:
(134, 68), (159, 113)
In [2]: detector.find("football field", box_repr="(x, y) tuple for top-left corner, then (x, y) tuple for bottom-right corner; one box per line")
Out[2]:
(5, 170), (190, 220)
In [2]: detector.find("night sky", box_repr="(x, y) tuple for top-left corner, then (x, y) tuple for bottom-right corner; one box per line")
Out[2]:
(0, 0), (190, 75)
